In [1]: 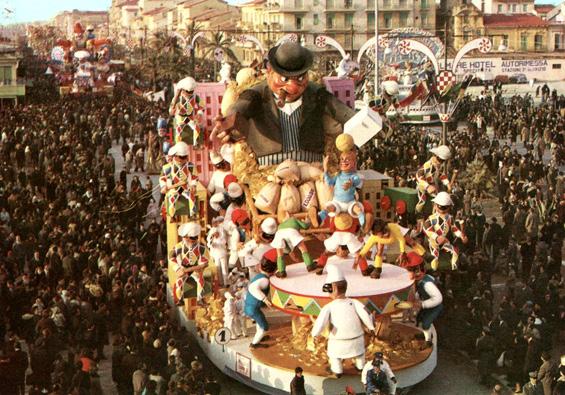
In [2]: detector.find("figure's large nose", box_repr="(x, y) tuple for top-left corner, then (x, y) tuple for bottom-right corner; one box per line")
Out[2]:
(284, 79), (302, 95)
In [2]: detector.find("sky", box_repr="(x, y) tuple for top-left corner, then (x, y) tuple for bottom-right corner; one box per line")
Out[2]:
(0, 0), (112, 24)
(0, 0), (562, 24)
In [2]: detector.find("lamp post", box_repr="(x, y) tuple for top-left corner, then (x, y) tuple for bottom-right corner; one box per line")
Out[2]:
(374, 0), (379, 95)
(263, 22), (271, 48)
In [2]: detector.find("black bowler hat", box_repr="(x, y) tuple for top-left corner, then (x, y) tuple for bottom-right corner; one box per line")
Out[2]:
(267, 42), (313, 77)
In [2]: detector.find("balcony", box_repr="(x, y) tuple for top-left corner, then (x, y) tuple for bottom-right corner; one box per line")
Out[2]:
(366, 0), (413, 9)
(0, 82), (25, 98)
(325, 0), (356, 10)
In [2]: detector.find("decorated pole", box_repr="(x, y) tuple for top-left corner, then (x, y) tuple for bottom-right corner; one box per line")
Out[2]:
(374, 0), (379, 95)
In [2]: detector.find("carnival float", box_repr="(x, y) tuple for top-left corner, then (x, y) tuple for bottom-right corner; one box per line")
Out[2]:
(159, 32), (491, 393)
(48, 22), (121, 95)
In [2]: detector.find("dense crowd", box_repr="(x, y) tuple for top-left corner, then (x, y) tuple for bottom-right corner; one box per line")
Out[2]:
(0, 90), (221, 395)
(359, 88), (565, 394)
(0, 71), (563, 395)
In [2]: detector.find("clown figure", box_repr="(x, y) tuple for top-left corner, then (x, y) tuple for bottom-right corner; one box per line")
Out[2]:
(238, 217), (278, 280)
(423, 192), (467, 270)
(315, 213), (368, 275)
(170, 222), (210, 304)
(415, 145), (452, 213)
(271, 212), (316, 278)
(169, 77), (204, 146)
(357, 219), (426, 279)
(403, 252), (443, 345)
(323, 134), (365, 226)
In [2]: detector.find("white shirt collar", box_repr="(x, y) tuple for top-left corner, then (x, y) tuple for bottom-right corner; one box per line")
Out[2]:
(273, 94), (302, 116)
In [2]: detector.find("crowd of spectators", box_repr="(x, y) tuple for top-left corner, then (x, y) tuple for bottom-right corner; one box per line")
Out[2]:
(358, 89), (564, 394)
(0, 90), (221, 394)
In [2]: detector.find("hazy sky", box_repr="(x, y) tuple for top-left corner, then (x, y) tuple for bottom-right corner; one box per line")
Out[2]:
(0, 0), (561, 24)
(0, 0), (112, 24)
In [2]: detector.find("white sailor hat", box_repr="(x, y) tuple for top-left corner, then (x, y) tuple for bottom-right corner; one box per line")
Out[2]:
(325, 264), (345, 284)
(176, 76), (197, 92)
(178, 222), (201, 238)
(209, 193), (224, 212)
(209, 151), (224, 165)
(173, 142), (189, 157)
(430, 145), (451, 160)
(433, 192), (453, 206)
(260, 217), (278, 235)
(227, 182), (243, 198)
(167, 145), (177, 157)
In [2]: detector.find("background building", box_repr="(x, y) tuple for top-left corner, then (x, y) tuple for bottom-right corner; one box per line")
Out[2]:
(0, 46), (25, 106)
(51, 10), (109, 38)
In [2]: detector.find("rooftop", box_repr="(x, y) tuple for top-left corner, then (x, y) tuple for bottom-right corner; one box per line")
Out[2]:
(483, 13), (548, 27)
(534, 4), (554, 13)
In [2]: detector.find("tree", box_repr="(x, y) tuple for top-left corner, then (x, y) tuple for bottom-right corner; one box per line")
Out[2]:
(201, 30), (240, 81)
(183, 20), (203, 76)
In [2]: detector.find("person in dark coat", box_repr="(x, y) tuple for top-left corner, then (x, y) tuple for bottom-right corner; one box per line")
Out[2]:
(290, 366), (306, 395)
(537, 352), (554, 395)
(476, 327), (497, 386)
(11, 342), (28, 395)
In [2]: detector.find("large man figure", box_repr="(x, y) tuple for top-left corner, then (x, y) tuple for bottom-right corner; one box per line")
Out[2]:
(216, 42), (355, 166)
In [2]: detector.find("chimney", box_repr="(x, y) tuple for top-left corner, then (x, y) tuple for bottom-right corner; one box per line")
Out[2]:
(481, 0), (484, 12)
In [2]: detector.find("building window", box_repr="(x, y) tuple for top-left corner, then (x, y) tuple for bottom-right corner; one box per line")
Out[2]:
(0, 66), (12, 85)
(295, 0), (303, 8)
(502, 34), (509, 46)
(520, 33), (528, 51)
(384, 13), (392, 28)
(314, 0), (319, 4)
(345, 0), (353, 8)
(383, 0), (391, 8)
(497, 4), (503, 12)
(327, 13), (335, 28)
(327, 0), (334, 8)
(535, 34), (543, 50)
(296, 16), (303, 29)
(463, 14), (469, 24)
(552, 63), (561, 69)
(314, 13), (320, 25)
(555, 33), (562, 50)
(421, 0), (428, 8)
(399, 11), (409, 27)
(367, 13), (375, 26)
(512, 4), (517, 12)
(522, 4), (527, 12)
(399, 0), (408, 7)
(345, 33), (352, 47)
(345, 13), (353, 27)
(421, 12), (428, 26)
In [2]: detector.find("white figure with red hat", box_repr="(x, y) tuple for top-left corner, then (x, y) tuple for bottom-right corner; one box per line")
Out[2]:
(207, 151), (232, 195)
(403, 251), (443, 346)
(207, 216), (229, 286)
(423, 192), (467, 271)
(238, 217), (278, 280)
(311, 265), (375, 377)
(228, 208), (251, 269)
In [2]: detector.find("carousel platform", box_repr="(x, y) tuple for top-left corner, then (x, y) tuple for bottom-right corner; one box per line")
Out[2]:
(171, 289), (437, 394)
(168, 257), (437, 395)
(269, 261), (414, 317)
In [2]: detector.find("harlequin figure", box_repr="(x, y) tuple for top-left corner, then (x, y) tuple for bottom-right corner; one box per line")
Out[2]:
(271, 213), (316, 278)
(403, 252), (443, 345)
(415, 145), (451, 213)
(170, 222), (210, 304)
(357, 219), (426, 279)
(160, 142), (198, 219)
(239, 217), (278, 280)
(323, 134), (365, 226)
(423, 192), (467, 271)
(169, 77), (204, 146)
